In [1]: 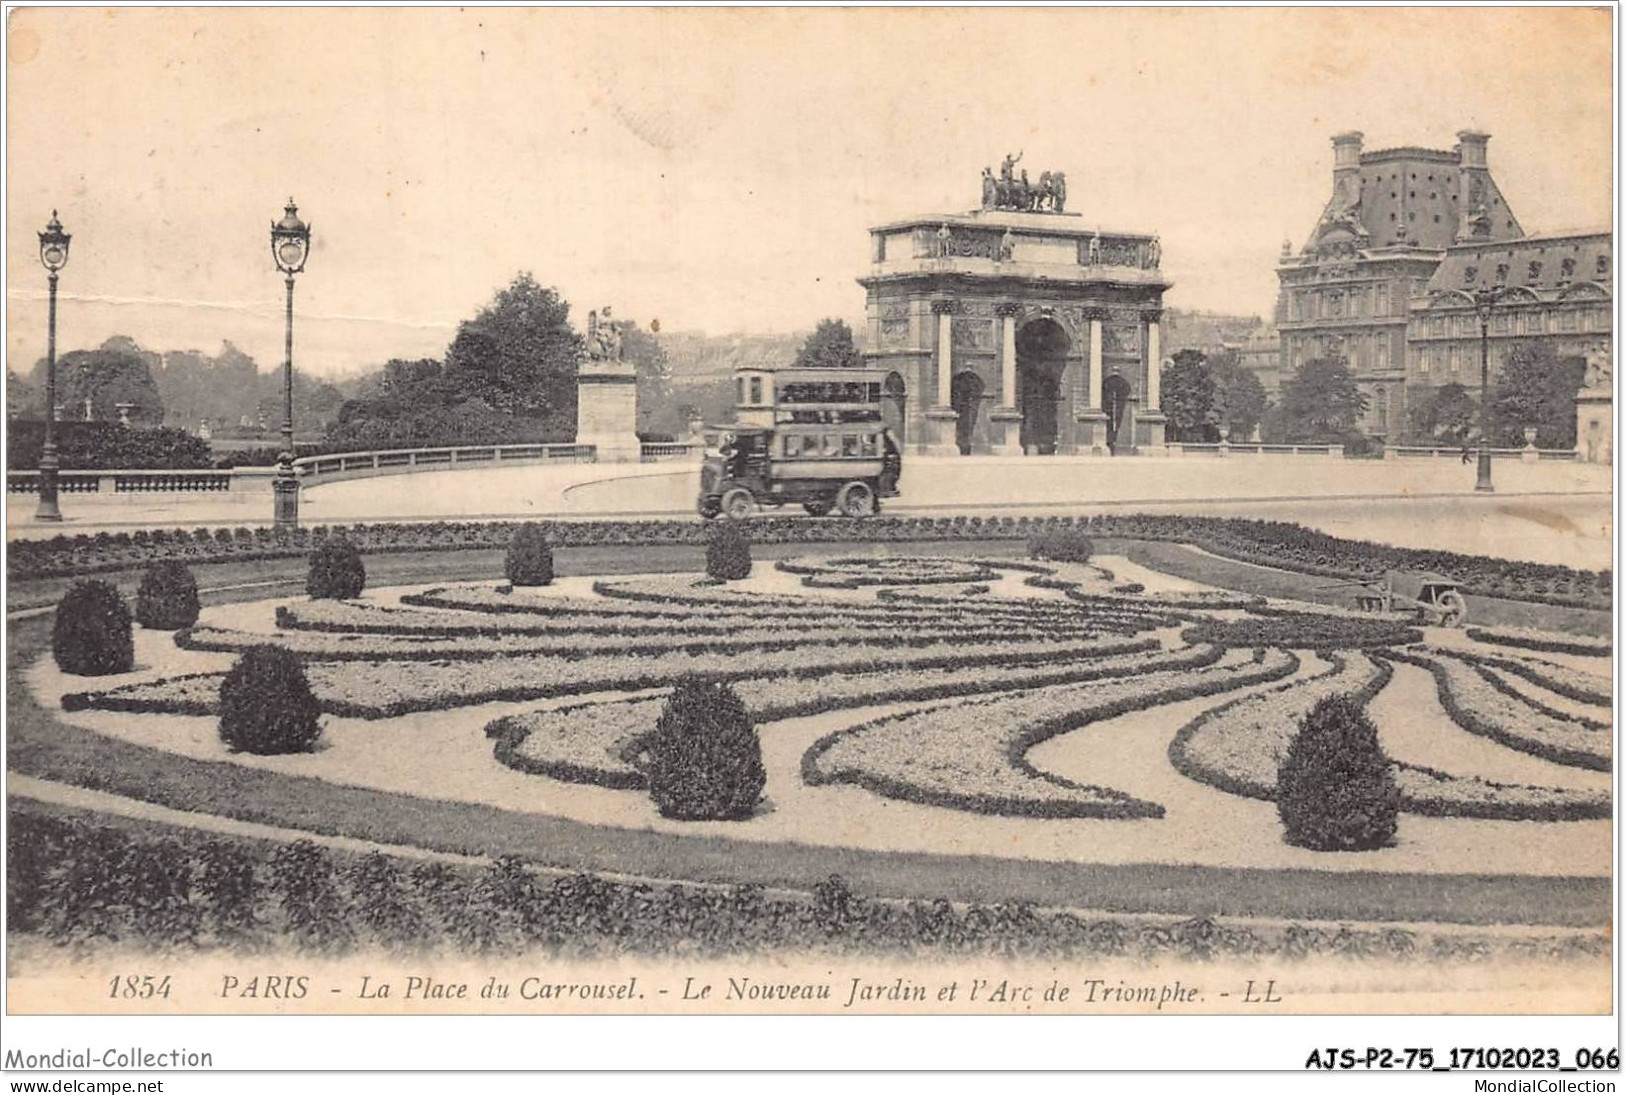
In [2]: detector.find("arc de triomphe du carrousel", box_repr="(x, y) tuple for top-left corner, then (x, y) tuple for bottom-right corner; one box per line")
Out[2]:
(860, 154), (1170, 457)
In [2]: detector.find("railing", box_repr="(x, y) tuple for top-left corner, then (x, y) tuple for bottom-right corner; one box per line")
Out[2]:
(641, 442), (701, 462)
(1385, 445), (1576, 460)
(7, 469), (242, 495)
(291, 442), (601, 487)
(1164, 442), (1343, 458)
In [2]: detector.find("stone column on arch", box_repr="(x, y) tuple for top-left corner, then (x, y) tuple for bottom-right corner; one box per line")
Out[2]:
(1140, 307), (1168, 453)
(990, 302), (1024, 456)
(924, 299), (960, 456)
(1074, 307), (1109, 455)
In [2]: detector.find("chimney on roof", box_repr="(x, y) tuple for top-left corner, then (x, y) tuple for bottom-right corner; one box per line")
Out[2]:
(1455, 130), (1490, 167)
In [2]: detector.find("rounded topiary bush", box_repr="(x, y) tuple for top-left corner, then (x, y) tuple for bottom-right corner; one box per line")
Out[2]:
(1276, 694), (1399, 852)
(218, 645), (323, 755)
(705, 521), (752, 581)
(52, 579), (134, 676)
(505, 524), (554, 587)
(646, 677), (765, 820)
(135, 560), (200, 630)
(306, 539), (366, 600)
(1028, 527), (1093, 563)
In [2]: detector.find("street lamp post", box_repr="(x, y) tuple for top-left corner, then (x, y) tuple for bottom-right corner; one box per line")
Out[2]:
(1470, 287), (1507, 493)
(270, 199), (311, 529)
(35, 212), (71, 522)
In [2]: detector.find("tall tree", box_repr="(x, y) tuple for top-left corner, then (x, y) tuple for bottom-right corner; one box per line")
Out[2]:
(792, 319), (863, 369)
(1405, 382), (1477, 445)
(617, 319), (678, 437)
(32, 336), (164, 426)
(1488, 340), (1587, 448)
(444, 273), (583, 435)
(1159, 349), (1220, 442)
(1277, 356), (1367, 442)
(1210, 349), (1268, 441)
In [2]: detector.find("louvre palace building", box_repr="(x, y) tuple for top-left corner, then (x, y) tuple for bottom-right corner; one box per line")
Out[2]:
(1276, 130), (1611, 441)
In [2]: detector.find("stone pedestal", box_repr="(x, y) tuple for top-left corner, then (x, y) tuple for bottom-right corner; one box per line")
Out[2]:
(922, 406), (960, 456)
(989, 407), (1024, 456)
(576, 358), (641, 463)
(1075, 410), (1109, 455)
(1139, 411), (1167, 453)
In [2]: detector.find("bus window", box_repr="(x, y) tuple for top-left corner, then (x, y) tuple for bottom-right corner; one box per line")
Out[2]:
(822, 434), (840, 456)
(783, 435), (802, 458)
(860, 433), (879, 457)
(841, 434), (861, 457)
(749, 377), (764, 405)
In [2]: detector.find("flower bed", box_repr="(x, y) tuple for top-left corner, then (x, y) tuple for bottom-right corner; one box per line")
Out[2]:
(63, 633), (1135, 720)
(491, 637), (1195, 789)
(1385, 650), (1611, 772)
(1465, 626), (1612, 658)
(774, 556), (1001, 588)
(1445, 651), (1611, 707)
(13, 513), (1605, 611)
(1184, 614), (1423, 650)
(182, 614), (1062, 663)
(12, 510), (1599, 604)
(802, 648), (1297, 819)
(408, 580), (1103, 637)
(1167, 654), (1608, 822)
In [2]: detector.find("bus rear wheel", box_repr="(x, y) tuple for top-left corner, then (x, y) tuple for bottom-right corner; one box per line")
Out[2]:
(720, 487), (757, 520)
(836, 481), (876, 518)
(697, 496), (722, 520)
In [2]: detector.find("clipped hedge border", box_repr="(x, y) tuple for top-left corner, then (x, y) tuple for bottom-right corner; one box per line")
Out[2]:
(802, 648), (1298, 821)
(9, 513), (1609, 611)
(1465, 628), (1612, 658)
(62, 631), (1147, 722)
(488, 635), (1174, 792)
(1165, 656), (1606, 823)
(1384, 649), (1611, 773)
(1443, 650), (1611, 707)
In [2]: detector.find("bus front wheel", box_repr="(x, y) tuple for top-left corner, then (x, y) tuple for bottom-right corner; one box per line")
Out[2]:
(802, 495), (834, 517)
(836, 481), (876, 517)
(720, 487), (757, 520)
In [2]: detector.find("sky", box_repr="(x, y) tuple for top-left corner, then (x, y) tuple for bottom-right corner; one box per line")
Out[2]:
(6, 7), (1613, 380)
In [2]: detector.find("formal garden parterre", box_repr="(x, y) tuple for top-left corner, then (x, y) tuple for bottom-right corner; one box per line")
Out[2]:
(9, 516), (1614, 962)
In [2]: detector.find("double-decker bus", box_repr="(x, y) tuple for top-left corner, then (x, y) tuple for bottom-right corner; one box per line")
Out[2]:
(697, 366), (902, 519)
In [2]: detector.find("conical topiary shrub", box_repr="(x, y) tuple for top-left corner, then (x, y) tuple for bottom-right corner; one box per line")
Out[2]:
(705, 521), (751, 581)
(135, 560), (200, 630)
(218, 645), (323, 755)
(306, 539), (366, 600)
(52, 579), (135, 676)
(505, 524), (554, 587)
(646, 677), (765, 820)
(1276, 694), (1399, 851)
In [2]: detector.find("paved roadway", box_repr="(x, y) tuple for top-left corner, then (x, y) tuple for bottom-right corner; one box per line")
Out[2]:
(6, 454), (1613, 568)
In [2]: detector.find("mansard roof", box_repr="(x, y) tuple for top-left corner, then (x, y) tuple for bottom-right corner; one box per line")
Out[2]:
(1418, 230), (1611, 307)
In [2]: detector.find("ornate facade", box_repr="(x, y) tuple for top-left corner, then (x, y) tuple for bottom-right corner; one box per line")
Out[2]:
(860, 207), (1170, 455)
(1276, 130), (1611, 441)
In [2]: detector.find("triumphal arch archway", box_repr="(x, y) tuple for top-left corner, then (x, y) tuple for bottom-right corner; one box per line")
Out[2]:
(859, 158), (1171, 455)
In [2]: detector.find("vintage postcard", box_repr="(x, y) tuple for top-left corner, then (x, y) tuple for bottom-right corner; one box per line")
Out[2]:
(3, 4), (1616, 1074)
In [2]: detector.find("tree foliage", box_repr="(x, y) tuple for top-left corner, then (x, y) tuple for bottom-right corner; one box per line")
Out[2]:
(32, 337), (164, 427)
(1404, 382), (1477, 446)
(444, 273), (583, 432)
(1210, 350), (1269, 441)
(793, 319), (863, 370)
(325, 274), (586, 449)
(1276, 357), (1368, 442)
(1160, 350), (1220, 442)
(1489, 340), (1587, 448)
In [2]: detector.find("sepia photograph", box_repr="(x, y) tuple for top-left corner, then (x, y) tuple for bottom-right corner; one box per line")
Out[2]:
(2, 3), (1617, 1079)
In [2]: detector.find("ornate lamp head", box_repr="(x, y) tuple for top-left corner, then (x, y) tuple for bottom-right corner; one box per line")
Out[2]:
(38, 211), (70, 273)
(271, 198), (311, 274)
